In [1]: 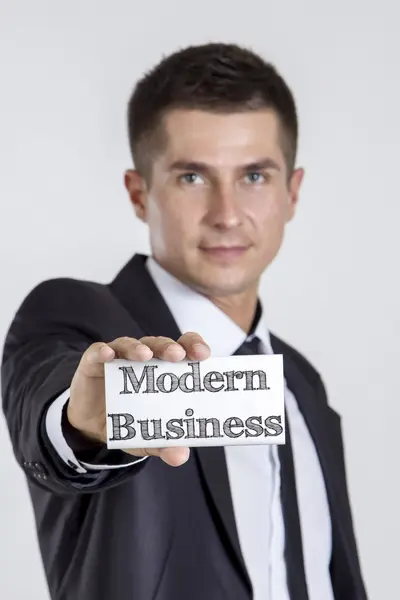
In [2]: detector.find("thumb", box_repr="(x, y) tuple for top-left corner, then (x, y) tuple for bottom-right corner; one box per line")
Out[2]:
(79, 342), (115, 378)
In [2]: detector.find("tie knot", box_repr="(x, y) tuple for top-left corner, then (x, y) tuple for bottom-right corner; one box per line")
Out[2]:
(234, 336), (262, 355)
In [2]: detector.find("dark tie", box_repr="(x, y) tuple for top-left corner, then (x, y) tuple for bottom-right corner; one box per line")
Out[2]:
(234, 337), (309, 600)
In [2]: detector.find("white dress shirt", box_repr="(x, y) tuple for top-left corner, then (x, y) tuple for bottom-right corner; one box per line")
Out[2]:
(45, 256), (334, 600)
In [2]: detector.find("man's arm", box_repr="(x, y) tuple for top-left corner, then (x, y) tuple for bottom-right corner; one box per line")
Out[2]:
(1, 278), (150, 496)
(1, 277), (208, 495)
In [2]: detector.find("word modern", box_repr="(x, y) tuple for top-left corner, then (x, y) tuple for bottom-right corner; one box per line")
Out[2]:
(118, 361), (270, 395)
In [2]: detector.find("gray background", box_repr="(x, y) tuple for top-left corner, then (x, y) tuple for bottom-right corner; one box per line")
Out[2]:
(1, 1), (398, 598)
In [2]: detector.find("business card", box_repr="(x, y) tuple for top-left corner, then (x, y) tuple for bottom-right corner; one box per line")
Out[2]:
(104, 354), (285, 449)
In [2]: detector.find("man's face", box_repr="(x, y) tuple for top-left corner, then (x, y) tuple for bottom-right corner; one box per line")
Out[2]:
(126, 108), (304, 298)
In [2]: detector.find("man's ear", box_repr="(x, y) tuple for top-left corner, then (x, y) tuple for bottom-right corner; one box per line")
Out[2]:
(286, 167), (305, 222)
(124, 169), (148, 222)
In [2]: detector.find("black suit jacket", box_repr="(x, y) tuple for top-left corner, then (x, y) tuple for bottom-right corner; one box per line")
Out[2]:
(1, 254), (367, 600)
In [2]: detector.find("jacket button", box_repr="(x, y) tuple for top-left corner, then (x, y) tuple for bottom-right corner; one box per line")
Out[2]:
(34, 462), (48, 475)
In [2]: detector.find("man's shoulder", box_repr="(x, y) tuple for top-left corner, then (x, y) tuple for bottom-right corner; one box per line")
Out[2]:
(269, 331), (322, 389)
(21, 276), (111, 309)
(10, 276), (122, 331)
(30, 275), (107, 294)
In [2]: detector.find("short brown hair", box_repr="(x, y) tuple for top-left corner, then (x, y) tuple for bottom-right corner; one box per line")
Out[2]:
(127, 43), (298, 183)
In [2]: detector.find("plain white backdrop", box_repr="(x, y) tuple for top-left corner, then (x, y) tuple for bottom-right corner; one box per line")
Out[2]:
(1, 1), (399, 598)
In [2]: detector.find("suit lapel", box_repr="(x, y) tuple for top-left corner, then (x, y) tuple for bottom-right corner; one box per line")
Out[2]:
(270, 334), (361, 594)
(110, 254), (252, 590)
(110, 254), (182, 340)
(270, 334), (336, 476)
(270, 334), (339, 513)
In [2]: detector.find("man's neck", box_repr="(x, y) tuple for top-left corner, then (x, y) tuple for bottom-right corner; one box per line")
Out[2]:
(205, 291), (259, 334)
(147, 255), (260, 334)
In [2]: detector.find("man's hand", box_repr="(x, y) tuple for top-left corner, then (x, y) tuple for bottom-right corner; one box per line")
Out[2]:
(67, 333), (210, 466)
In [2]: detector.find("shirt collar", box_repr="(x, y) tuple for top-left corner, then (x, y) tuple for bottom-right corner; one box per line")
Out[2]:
(146, 256), (273, 357)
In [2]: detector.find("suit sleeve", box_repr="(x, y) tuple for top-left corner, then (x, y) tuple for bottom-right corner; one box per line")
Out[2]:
(45, 386), (148, 472)
(1, 278), (150, 496)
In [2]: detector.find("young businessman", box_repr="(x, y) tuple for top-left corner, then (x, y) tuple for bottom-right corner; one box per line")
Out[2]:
(1, 43), (367, 600)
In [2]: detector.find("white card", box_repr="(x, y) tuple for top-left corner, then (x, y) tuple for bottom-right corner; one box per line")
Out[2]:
(104, 354), (285, 449)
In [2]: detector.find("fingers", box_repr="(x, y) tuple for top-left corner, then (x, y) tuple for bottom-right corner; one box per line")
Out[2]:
(81, 333), (210, 378)
(177, 332), (211, 360)
(139, 332), (210, 361)
(79, 338), (154, 378)
(138, 336), (186, 361)
(108, 337), (153, 361)
(125, 446), (190, 467)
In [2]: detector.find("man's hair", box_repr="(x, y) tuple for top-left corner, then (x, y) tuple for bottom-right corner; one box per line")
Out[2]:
(127, 43), (298, 183)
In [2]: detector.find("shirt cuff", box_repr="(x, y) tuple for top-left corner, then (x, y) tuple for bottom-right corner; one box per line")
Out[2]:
(45, 388), (148, 472)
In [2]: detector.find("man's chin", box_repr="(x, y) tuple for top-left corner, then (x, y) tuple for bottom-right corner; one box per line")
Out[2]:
(189, 269), (256, 297)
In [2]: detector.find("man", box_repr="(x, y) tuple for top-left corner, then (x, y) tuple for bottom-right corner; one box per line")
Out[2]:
(1, 43), (367, 600)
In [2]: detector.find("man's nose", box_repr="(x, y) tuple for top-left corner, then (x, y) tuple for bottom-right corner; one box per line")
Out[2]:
(206, 184), (243, 230)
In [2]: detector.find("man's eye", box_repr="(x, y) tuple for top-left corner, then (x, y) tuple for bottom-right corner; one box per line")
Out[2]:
(245, 172), (267, 184)
(179, 173), (203, 184)
(246, 171), (271, 183)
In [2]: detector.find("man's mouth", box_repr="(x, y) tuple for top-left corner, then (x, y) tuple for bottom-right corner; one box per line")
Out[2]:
(198, 245), (250, 260)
